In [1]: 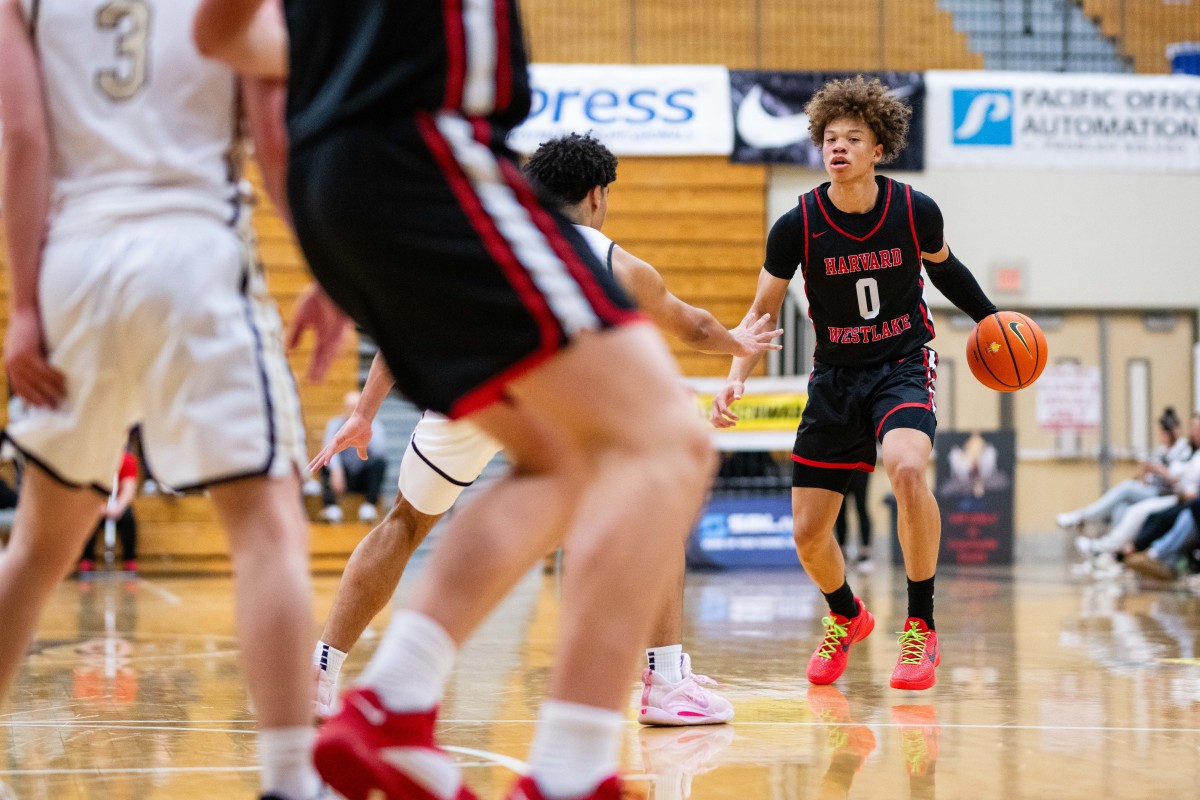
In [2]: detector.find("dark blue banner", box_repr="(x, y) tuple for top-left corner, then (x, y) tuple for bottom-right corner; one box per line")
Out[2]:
(934, 430), (1016, 566)
(686, 495), (798, 569)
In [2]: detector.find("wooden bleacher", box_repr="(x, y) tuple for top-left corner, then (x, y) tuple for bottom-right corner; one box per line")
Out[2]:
(1081, 0), (1200, 73)
(602, 156), (769, 377)
(522, 0), (981, 70)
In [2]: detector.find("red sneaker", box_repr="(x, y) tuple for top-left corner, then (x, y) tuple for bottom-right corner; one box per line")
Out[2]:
(890, 618), (940, 691)
(313, 687), (477, 800)
(505, 775), (622, 800)
(891, 704), (940, 776)
(806, 597), (874, 685)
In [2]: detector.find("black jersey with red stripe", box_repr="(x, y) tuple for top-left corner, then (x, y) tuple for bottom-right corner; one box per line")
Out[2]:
(764, 176), (945, 367)
(283, 0), (531, 151)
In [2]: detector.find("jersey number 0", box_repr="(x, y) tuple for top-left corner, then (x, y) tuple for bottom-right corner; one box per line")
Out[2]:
(855, 277), (880, 320)
(95, 0), (151, 101)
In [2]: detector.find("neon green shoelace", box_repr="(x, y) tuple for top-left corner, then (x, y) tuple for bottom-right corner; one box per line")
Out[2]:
(897, 621), (928, 665)
(817, 615), (849, 660)
(901, 730), (928, 771)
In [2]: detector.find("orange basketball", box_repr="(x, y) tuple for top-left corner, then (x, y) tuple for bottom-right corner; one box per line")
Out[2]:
(967, 311), (1048, 392)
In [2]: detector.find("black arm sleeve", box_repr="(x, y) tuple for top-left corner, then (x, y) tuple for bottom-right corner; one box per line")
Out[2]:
(763, 206), (806, 281)
(924, 250), (998, 323)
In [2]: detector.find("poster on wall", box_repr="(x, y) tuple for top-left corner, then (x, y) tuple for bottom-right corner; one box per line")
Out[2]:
(925, 70), (1200, 171)
(924, 430), (1016, 567)
(1036, 364), (1102, 430)
(729, 71), (926, 170)
(508, 64), (734, 156)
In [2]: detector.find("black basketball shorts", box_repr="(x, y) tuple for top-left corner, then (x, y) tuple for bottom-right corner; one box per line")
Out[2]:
(792, 347), (938, 493)
(288, 111), (638, 419)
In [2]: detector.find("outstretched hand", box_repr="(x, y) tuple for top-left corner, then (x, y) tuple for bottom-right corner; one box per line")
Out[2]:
(710, 380), (745, 429)
(307, 412), (374, 473)
(287, 284), (353, 383)
(727, 311), (783, 357)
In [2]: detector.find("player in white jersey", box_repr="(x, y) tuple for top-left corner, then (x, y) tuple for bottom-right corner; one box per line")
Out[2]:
(310, 133), (780, 727)
(0, 2), (323, 798)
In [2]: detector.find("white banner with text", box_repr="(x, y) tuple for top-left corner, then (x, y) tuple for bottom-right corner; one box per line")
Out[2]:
(508, 64), (734, 156)
(926, 70), (1200, 171)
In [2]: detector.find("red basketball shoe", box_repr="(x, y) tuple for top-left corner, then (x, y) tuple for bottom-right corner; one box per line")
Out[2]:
(505, 775), (622, 800)
(313, 687), (477, 800)
(806, 597), (875, 685)
(889, 618), (940, 691)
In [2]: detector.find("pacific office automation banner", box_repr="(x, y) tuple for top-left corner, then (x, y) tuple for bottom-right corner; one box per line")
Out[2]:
(729, 71), (926, 170)
(926, 70), (1200, 171)
(507, 64), (734, 156)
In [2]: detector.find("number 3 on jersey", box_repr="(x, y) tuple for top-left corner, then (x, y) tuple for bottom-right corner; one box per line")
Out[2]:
(855, 277), (880, 320)
(96, 0), (150, 101)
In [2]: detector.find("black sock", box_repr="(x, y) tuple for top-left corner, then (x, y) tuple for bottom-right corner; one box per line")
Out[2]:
(823, 580), (858, 620)
(907, 576), (935, 630)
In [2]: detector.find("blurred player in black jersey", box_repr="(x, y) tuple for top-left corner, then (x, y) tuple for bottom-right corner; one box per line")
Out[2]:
(713, 76), (1000, 693)
(194, 3), (714, 800)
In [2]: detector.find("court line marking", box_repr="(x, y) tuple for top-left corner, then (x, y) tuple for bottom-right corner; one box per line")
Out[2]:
(0, 723), (254, 735)
(0, 718), (252, 725)
(0, 766), (258, 776)
(4, 717), (1196, 736)
(443, 746), (529, 775)
(33, 648), (240, 664)
(440, 719), (1200, 734)
(134, 579), (182, 605)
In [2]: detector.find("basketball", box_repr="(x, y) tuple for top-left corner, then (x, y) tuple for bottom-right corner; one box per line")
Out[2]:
(967, 311), (1048, 392)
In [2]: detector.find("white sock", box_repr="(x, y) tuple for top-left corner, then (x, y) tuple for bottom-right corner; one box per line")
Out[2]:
(529, 700), (623, 799)
(259, 726), (321, 800)
(358, 610), (456, 713)
(313, 640), (347, 679)
(647, 644), (683, 683)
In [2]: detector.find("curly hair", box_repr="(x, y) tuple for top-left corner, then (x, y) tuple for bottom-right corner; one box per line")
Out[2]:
(522, 133), (617, 210)
(805, 76), (912, 164)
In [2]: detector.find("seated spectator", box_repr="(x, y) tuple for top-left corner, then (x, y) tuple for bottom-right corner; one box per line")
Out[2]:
(1073, 412), (1200, 558)
(318, 391), (388, 523)
(1125, 496), (1200, 581)
(1059, 407), (1191, 531)
(79, 449), (140, 574)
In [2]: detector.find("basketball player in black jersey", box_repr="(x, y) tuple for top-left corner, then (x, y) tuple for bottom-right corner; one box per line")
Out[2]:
(713, 76), (999, 692)
(195, 4), (714, 800)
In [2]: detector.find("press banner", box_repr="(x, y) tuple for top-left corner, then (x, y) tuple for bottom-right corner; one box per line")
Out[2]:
(729, 71), (926, 170)
(507, 64), (734, 156)
(926, 70), (1200, 171)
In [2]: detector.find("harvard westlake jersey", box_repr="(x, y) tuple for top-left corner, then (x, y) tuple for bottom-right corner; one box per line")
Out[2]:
(765, 176), (945, 367)
(283, 0), (532, 151)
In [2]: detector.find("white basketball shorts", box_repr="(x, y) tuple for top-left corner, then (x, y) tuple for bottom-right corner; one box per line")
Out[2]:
(5, 214), (306, 493)
(397, 411), (503, 515)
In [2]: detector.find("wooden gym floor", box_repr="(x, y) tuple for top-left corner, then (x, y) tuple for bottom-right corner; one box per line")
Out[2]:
(1, 535), (1198, 799)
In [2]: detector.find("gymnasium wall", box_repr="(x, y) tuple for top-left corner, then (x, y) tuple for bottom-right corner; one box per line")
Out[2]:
(768, 166), (1200, 312)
